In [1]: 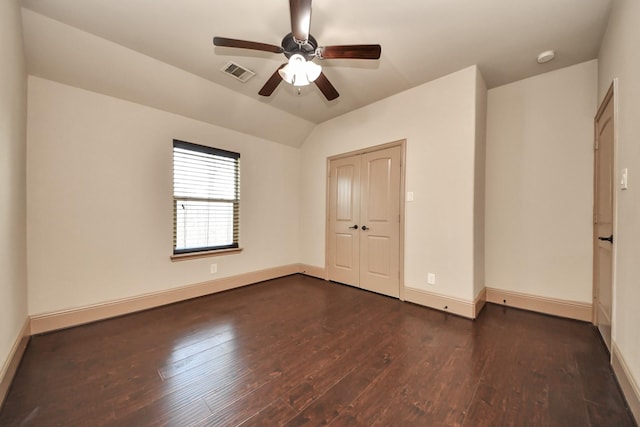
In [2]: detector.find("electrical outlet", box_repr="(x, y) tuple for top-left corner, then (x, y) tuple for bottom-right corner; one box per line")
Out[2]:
(427, 273), (436, 285)
(210, 263), (218, 274)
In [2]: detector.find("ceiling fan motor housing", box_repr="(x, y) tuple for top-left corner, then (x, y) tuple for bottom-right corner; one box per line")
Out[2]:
(282, 33), (318, 60)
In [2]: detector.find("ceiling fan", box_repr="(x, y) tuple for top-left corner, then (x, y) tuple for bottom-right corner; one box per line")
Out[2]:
(213, 0), (381, 101)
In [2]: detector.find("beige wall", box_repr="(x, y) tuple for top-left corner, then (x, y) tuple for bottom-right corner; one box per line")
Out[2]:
(27, 77), (301, 315)
(598, 0), (640, 407)
(0, 0), (28, 377)
(299, 66), (484, 302)
(485, 60), (597, 303)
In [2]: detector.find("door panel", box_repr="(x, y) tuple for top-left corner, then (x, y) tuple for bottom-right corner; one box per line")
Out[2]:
(596, 240), (612, 347)
(335, 234), (355, 269)
(360, 147), (401, 297)
(594, 86), (614, 351)
(328, 157), (360, 287)
(364, 235), (391, 276)
(336, 165), (356, 220)
(366, 157), (392, 220)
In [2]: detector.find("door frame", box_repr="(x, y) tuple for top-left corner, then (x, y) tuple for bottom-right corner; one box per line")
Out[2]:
(592, 81), (618, 338)
(324, 139), (407, 300)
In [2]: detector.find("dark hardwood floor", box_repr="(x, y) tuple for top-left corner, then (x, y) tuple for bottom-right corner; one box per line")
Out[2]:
(0, 274), (635, 426)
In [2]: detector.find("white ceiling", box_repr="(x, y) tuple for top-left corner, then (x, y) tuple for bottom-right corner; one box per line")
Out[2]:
(20, 0), (612, 146)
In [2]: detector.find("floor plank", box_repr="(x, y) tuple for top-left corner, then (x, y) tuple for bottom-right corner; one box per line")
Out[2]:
(0, 275), (635, 426)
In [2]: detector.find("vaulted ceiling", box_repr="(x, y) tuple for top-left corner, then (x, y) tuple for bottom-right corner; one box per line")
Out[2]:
(21, 0), (612, 146)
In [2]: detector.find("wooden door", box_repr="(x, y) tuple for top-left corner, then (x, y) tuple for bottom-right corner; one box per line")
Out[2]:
(328, 155), (361, 287)
(359, 147), (401, 297)
(328, 145), (401, 298)
(593, 84), (615, 351)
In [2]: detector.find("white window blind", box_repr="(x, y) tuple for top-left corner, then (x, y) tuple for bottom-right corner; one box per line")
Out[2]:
(173, 140), (240, 254)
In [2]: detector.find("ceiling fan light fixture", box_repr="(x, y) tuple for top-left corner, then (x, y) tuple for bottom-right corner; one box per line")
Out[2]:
(278, 54), (321, 86)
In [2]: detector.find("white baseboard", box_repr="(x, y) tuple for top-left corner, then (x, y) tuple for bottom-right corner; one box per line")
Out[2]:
(30, 264), (303, 334)
(612, 341), (640, 424)
(299, 264), (327, 280)
(485, 287), (592, 322)
(0, 318), (30, 409)
(403, 287), (478, 319)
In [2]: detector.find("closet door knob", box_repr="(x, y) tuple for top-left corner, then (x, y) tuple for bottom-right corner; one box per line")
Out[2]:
(361, 225), (369, 231)
(348, 224), (358, 230)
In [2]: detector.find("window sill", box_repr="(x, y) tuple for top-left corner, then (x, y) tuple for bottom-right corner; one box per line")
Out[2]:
(170, 247), (243, 262)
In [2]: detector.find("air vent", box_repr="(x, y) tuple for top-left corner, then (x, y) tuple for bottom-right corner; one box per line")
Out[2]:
(220, 61), (255, 83)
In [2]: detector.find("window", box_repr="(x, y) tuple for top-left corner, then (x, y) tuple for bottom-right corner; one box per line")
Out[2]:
(173, 140), (240, 255)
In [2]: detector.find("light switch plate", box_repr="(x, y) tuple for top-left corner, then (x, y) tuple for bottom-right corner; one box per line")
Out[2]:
(407, 191), (414, 202)
(427, 273), (436, 285)
(620, 168), (628, 190)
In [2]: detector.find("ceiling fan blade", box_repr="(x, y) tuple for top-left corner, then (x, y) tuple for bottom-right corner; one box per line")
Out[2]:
(289, 0), (312, 42)
(314, 72), (339, 101)
(319, 44), (382, 60)
(259, 64), (287, 97)
(213, 37), (284, 54)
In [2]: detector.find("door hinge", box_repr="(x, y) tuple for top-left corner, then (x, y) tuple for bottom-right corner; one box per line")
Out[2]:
(594, 214), (598, 224)
(595, 138), (599, 150)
